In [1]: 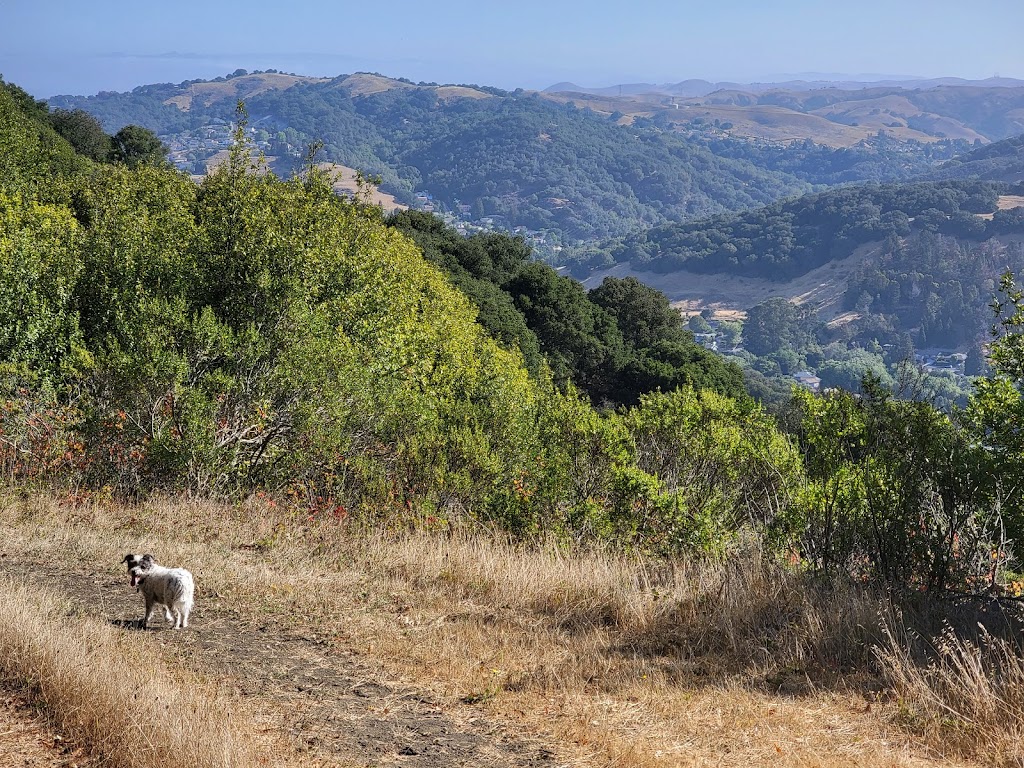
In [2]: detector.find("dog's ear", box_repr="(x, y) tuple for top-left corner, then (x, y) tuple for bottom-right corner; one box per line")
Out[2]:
(121, 554), (134, 565)
(141, 554), (155, 567)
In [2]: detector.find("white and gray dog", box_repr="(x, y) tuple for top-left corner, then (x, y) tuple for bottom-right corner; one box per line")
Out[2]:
(121, 553), (195, 630)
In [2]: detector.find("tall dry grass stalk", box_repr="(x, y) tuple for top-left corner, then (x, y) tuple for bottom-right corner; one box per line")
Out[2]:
(353, 529), (889, 680)
(0, 575), (254, 768)
(877, 621), (1024, 767)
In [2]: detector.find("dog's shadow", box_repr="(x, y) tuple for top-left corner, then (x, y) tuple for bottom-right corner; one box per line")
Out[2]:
(109, 618), (148, 631)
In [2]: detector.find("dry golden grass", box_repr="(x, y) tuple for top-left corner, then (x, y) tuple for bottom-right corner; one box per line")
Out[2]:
(997, 195), (1024, 211)
(978, 196), (1024, 220)
(0, 689), (93, 766)
(335, 73), (418, 96)
(163, 73), (327, 111)
(0, 492), (1007, 767)
(877, 623), (1024, 767)
(0, 574), (254, 768)
(313, 162), (408, 212)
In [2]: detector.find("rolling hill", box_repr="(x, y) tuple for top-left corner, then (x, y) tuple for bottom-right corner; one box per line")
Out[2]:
(543, 83), (1024, 147)
(49, 71), (814, 244)
(48, 70), (1012, 251)
(579, 178), (1024, 361)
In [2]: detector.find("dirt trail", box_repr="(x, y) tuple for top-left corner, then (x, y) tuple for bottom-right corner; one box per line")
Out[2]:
(0, 554), (565, 768)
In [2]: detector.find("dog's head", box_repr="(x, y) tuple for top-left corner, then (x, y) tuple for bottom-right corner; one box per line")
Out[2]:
(121, 553), (155, 571)
(122, 554), (155, 591)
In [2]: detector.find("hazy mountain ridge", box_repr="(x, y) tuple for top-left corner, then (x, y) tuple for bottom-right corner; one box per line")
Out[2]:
(543, 82), (1024, 149)
(545, 76), (1024, 97)
(47, 71), (816, 244)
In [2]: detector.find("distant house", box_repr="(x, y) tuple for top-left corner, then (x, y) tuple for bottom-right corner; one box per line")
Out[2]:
(916, 350), (967, 376)
(793, 371), (821, 392)
(693, 332), (718, 351)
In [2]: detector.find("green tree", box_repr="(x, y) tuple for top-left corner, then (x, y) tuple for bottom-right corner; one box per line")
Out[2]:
(589, 276), (686, 349)
(48, 108), (111, 162)
(111, 125), (168, 168)
(744, 297), (798, 356)
(793, 380), (998, 590)
(817, 350), (892, 392)
(688, 314), (713, 334)
(964, 272), (1024, 541)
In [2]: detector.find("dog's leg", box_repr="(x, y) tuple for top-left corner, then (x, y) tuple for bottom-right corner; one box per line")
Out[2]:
(142, 595), (155, 629)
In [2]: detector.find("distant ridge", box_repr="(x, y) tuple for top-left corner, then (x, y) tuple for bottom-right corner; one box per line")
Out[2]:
(545, 76), (1024, 97)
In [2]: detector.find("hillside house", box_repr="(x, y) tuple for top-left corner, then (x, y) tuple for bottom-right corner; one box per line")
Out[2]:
(793, 371), (821, 392)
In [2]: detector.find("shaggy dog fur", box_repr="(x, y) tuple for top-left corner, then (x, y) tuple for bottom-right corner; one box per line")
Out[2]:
(121, 553), (195, 630)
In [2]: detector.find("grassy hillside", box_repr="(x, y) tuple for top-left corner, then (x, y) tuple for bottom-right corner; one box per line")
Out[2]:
(544, 83), (1024, 146)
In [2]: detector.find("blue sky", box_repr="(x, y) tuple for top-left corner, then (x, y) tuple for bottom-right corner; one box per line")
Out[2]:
(1, 0), (1022, 97)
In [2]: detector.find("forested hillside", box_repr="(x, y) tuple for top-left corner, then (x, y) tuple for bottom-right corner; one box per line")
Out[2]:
(593, 179), (1024, 278)
(48, 72), (812, 243)
(928, 133), (1024, 181)
(0, 77), (790, 552)
(386, 210), (744, 406)
(578, 173), (1024, 412)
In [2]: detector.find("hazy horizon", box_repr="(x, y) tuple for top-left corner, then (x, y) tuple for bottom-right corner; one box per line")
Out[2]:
(2, 0), (1022, 99)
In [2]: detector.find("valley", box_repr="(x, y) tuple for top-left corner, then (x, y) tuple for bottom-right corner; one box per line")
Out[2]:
(584, 241), (879, 321)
